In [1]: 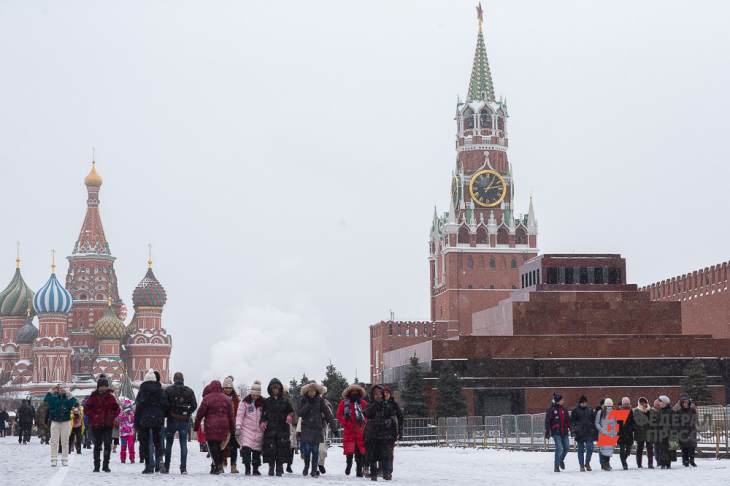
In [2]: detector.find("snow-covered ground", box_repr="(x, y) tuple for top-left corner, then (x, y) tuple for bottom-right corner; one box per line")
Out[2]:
(1, 436), (728, 486)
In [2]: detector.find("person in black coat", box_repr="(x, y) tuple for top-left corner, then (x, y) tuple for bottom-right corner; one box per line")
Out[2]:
(297, 381), (338, 478)
(674, 394), (698, 467)
(632, 397), (653, 468)
(654, 395), (674, 469)
(16, 399), (35, 444)
(135, 369), (168, 474)
(383, 387), (403, 477)
(261, 378), (294, 477)
(0, 407), (9, 437)
(570, 395), (595, 471)
(363, 385), (398, 481)
(617, 397), (634, 470)
(163, 371), (197, 474)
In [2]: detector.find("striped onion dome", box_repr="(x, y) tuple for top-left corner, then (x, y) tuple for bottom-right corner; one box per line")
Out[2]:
(15, 316), (38, 344)
(132, 268), (167, 308)
(0, 268), (35, 317)
(33, 273), (73, 314)
(94, 305), (126, 340)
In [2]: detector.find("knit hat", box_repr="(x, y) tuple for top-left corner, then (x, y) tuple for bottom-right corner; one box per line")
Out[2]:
(143, 368), (157, 382)
(250, 380), (262, 396)
(97, 376), (110, 388)
(659, 395), (671, 405)
(603, 398), (614, 407)
(679, 393), (690, 402)
(223, 376), (234, 389)
(578, 395), (588, 404)
(638, 396), (648, 405)
(173, 372), (184, 383)
(621, 396), (630, 407)
(553, 392), (563, 403)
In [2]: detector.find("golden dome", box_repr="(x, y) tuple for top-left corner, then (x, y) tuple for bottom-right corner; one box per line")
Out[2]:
(94, 305), (125, 340)
(84, 161), (103, 187)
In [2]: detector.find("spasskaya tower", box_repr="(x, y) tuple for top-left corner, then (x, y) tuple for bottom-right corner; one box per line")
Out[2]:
(429, 4), (538, 337)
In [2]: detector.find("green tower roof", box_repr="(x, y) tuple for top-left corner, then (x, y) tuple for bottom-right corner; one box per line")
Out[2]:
(467, 6), (495, 102)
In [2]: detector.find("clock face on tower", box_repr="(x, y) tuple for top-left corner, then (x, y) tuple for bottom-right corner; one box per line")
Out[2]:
(469, 169), (507, 207)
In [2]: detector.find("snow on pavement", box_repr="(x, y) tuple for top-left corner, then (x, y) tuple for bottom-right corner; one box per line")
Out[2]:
(1, 436), (728, 486)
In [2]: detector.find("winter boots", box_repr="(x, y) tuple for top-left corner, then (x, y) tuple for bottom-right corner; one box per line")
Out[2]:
(275, 461), (284, 477)
(346, 454), (353, 475)
(230, 463), (239, 474)
(319, 465), (326, 474)
(286, 464), (293, 473)
(268, 463), (275, 476)
(102, 462), (110, 473)
(253, 465), (261, 476)
(244, 463), (251, 475)
(580, 465), (585, 472)
(554, 465), (560, 472)
(303, 458), (310, 476)
(584, 463), (592, 471)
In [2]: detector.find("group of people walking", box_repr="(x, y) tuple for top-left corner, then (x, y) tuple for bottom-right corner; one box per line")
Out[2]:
(15, 369), (403, 481)
(193, 377), (403, 481)
(546, 392), (699, 473)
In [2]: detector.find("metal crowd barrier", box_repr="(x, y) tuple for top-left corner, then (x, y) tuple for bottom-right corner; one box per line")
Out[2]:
(330, 404), (730, 458)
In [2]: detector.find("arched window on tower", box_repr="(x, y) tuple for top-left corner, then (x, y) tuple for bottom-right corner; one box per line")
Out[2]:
(463, 108), (475, 131)
(479, 109), (492, 130)
(497, 227), (509, 245)
(497, 114), (505, 134)
(515, 227), (527, 245)
(458, 225), (470, 244)
(476, 226), (488, 245)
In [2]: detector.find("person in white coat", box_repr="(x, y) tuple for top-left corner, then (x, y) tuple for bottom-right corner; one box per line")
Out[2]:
(595, 398), (615, 471)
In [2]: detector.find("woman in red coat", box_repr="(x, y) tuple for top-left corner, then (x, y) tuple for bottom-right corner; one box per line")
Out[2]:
(336, 384), (367, 477)
(194, 380), (234, 475)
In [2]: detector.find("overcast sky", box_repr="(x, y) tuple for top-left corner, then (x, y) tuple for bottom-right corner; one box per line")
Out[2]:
(1, 1), (728, 392)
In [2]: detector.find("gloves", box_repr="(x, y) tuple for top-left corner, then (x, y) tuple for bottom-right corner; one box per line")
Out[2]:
(260, 421), (268, 431)
(286, 414), (293, 425)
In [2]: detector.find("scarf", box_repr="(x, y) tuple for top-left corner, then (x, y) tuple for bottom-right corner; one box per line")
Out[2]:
(344, 399), (364, 424)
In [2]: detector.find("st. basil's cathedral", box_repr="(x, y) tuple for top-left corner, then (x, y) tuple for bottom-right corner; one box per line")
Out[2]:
(0, 161), (172, 396)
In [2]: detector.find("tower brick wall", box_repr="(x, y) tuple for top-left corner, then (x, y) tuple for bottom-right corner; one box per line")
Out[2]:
(641, 261), (729, 338)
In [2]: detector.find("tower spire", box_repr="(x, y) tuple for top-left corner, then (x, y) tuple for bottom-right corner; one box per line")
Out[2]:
(16, 241), (20, 268)
(51, 249), (56, 273)
(147, 243), (153, 269)
(467, 2), (496, 102)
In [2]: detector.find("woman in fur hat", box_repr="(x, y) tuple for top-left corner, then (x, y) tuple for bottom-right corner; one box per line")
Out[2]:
(236, 380), (264, 475)
(674, 394), (698, 467)
(261, 378), (294, 476)
(297, 381), (339, 478)
(337, 384), (368, 476)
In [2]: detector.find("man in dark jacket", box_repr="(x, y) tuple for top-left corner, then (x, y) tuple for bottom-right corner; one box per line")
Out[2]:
(16, 399), (35, 444)
(163, 371), (197, 475)
(675, 394), (698, 467)
(363, 384), (397, 481)
(0, 407), (8, 437)
(297, 381), (339, 478)
(84, 376), (121, 472)
(632, 397), (653, 468)
(135, 369), (168, 474)
(261, 378), (294, 477)
(544, 392), (571, 473)
(654, 395), (674, 469)
(383, 387), (403, 478)
(617, 397), (634, 470)
(570, 395), (594, 471)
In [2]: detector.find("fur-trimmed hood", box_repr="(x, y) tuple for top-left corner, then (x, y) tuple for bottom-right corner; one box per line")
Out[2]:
(300, 381), (325, 396)
(342, 384), (367, 400)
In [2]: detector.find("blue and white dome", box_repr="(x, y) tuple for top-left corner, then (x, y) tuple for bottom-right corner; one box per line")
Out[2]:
(33, 273), (73, 315)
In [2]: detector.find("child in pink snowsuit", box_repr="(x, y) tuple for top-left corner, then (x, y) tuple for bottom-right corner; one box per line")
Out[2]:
(118, 398), (136, 463)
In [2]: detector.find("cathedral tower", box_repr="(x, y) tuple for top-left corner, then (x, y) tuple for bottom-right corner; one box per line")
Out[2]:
(126, 254), (171, 383)
(429, 5), (538, 337)
(0, 250), (35, 376)
(65, 160), (123, 375)
(32, 256), (74, 383)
